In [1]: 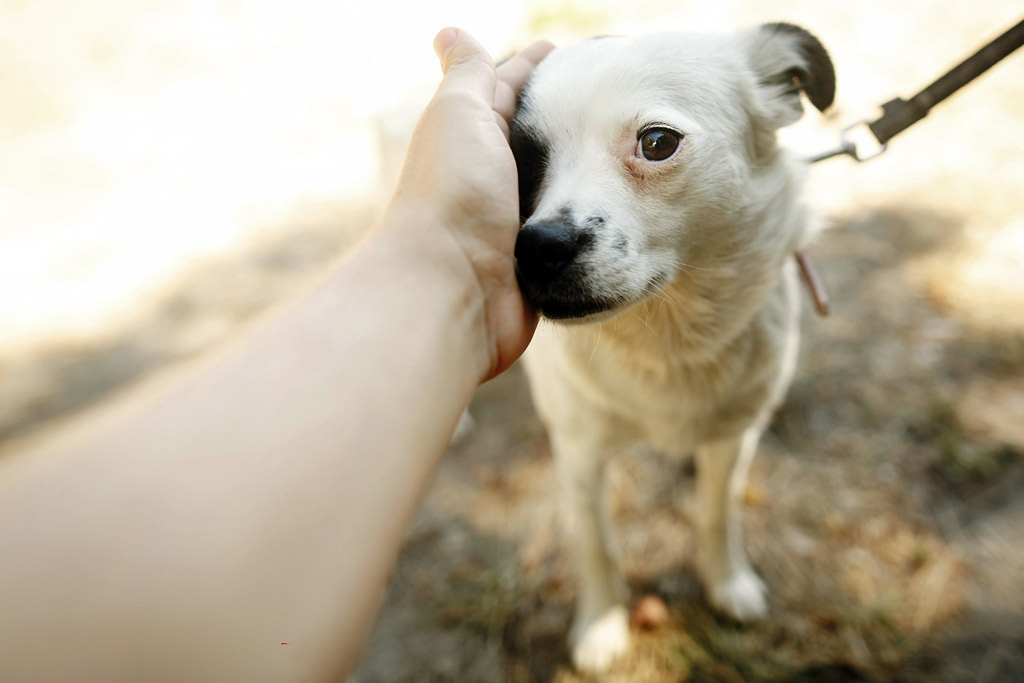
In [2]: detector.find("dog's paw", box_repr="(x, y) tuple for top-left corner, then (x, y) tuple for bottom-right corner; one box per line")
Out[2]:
(707, 568), (768, 622)
(570, 605), (631, 673)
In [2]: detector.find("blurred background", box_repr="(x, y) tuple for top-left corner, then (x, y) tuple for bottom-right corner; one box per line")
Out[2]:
(2, 0), (1023, 680)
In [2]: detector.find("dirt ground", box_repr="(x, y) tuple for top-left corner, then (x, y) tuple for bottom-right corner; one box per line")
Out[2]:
(2, 3), (1023, 682)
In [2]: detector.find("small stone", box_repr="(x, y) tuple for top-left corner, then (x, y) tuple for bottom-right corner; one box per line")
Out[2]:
(630, 594), (670, 630)
(744, 484), (766, 506)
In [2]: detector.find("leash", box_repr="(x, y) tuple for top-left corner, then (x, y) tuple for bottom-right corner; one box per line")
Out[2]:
(796, 16), (1024, 316)
(810, 16), (1024, 164)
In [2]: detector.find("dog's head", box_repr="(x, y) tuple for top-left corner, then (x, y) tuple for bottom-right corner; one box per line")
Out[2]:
(511, 24), (834, 324)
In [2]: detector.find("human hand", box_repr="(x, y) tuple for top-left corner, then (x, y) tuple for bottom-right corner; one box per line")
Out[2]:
(382, 28), (554, 382)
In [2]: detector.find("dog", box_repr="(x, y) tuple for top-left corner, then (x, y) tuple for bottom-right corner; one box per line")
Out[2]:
(509, 23), (835, 672)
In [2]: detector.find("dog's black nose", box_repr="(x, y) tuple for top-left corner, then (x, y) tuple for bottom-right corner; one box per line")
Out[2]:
(515, 221), (588, 286)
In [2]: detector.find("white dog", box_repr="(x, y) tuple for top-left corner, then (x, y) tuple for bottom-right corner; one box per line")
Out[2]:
(509, 23), (835, 672)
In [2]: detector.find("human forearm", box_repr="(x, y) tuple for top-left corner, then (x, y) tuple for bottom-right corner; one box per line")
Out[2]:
(0, 27), (552, 682)
(0, 224), (485, 682)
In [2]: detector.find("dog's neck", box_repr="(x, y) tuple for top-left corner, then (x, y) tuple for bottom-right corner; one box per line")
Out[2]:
(581, 259), (783, 375)
(589, 250), (823, 375)
(581, 221), (803, 371)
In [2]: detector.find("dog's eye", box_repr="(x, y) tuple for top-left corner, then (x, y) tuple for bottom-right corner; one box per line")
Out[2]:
(638, 128), (681, 162)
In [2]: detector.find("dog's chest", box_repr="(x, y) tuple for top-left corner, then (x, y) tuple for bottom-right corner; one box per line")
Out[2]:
(607, 340), (774, 453)
(608, 364), (727, 456)
(524, 316), (781, 455)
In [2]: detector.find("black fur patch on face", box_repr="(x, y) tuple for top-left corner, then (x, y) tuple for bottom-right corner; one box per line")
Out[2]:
(509, 96), (549, 223)
(510, 92), (620, 321)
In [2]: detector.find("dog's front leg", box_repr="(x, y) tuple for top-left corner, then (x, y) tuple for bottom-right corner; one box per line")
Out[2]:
(695, 429), (768, 621)
(553, 434), (630, 672)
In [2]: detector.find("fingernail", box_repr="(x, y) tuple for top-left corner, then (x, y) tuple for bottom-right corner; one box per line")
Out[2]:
(433, 27), (459, 64)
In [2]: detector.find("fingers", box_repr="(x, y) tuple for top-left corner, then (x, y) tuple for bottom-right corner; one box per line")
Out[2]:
(432, 30), (554, 143)
(496, 40), (556, 100)
(433, 28), (497, 104)
(494, 40), (556, 128)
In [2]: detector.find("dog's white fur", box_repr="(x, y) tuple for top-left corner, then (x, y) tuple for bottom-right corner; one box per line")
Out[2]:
(510, 25), (834, 672)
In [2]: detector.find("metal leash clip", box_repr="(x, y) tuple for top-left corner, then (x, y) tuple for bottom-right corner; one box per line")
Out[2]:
(808, 120), (888, 164)
(808, 16), (1024, 165)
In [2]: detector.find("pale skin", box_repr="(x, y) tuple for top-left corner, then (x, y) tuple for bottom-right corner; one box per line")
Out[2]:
(0, 29), (554, 682)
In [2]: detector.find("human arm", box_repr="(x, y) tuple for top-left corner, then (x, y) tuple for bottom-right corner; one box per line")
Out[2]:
(0, 29), (553, 682)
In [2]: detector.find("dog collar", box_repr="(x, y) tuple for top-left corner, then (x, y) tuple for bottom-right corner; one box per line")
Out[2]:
(795, 250), (829, 316)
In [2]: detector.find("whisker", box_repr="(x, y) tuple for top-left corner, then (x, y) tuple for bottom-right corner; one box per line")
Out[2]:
(666, 259), (730, 278)
(630, 309), (658, 339)
(641, 280), (682, 309)
(589, 323), (603, 363)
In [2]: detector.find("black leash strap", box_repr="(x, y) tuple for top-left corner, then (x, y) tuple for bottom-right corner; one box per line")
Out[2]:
(812, 16), (1024, 163)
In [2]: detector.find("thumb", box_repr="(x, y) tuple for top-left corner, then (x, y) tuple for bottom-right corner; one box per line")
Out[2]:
(433, 28), (497, 103)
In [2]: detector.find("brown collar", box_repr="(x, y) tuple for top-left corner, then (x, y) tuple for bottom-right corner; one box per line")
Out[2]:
(795, 250), (829, 316)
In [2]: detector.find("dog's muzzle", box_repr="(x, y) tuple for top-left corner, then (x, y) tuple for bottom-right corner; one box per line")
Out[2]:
(515, 221), (618, 320)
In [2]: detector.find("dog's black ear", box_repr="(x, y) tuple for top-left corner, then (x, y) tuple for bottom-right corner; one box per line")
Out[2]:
(743, 23), (835, 128)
